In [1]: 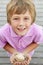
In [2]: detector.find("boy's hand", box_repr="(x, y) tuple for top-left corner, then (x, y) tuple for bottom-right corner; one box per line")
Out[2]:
(10, 52), (31, 65)
(13, 60), (28, 65)
(13, 53), (31, 65)
(10, 51), (19, 63)
(23, 53), (31, 64)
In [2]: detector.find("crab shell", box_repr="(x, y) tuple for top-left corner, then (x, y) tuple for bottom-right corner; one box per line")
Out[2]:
(15, 53), (25, 61)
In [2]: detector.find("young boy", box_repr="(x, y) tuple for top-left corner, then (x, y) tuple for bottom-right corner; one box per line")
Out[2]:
(0, 0), (43, 65)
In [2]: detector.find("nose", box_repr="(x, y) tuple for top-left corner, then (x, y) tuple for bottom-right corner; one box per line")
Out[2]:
(19, 19), (24, 26)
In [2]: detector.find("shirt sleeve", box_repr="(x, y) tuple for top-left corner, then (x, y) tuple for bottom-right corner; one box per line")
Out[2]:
(0, 30), (7, 48)
(34, 26), (43, 44)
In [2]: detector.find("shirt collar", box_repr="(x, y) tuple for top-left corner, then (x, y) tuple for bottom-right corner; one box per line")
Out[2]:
(24, 24), (34, 37)
(23, 23), (35, 37)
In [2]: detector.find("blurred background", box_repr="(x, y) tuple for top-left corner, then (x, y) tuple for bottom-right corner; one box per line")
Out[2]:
(0, 0), (43, 65)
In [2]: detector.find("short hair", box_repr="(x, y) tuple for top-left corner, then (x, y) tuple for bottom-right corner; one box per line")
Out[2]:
(6, 0), (36, 23)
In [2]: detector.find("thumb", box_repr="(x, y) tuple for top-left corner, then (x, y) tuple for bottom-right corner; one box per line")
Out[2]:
(10, 56), (14, 63)
(28, 55), (31, 61)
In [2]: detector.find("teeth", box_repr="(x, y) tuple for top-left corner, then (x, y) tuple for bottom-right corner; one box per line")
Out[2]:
(18, 28), (25, 29)
(18, 28), (25, 30)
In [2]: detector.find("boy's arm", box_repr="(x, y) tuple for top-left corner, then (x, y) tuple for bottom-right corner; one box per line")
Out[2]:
(3, 43), (17, 54)
(3, 42), (39, 54)
(23, 42), (39, 54)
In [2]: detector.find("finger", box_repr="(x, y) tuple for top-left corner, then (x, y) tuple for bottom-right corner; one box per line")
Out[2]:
(23, 62), (27, 65)
(27, 55), (31, 61)
(26, 55), (31, 61)
(21, 62), (24, 65)
(17, 61), (21, 65)
(10, 58), (15, 63)
(19, 61), (22, 65)
(10, 58), (13, 63)
(13, 61), (21, 65)
(13, 58), (17, 63)
(13, 62), (18, 65)
(25, 56), (29, 61)
(10, 55), (15, 63)
(24, 60), (28, 65)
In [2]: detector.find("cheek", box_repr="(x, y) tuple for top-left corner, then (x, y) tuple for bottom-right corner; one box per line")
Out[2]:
(12, 24), (17, 28)
(11, 21), (18, 27)
(25, 23), (31, 29)
(25, 23), (30, 27)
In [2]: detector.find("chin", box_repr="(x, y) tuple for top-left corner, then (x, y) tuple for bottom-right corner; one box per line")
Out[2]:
(17, 33), (26, 36)
(16, 30), (28, 36)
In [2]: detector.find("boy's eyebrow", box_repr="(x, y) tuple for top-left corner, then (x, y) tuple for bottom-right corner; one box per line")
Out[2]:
(13, 15), (30, 17)
(12, 15), (20, 18)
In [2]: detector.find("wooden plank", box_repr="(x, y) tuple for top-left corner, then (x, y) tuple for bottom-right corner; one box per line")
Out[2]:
(0, 57), (43, 64)
(0, 58), (10, 63)
(29, 63), (43, 65)
(0, 63), (11, 65)
(0, 52), (9, 57)
(30, 57), (43, 64)
(35, 46), (43, 52)
(33, 52), (43, 57)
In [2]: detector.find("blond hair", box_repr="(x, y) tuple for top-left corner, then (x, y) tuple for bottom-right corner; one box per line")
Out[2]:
(6, 0), (36, 23)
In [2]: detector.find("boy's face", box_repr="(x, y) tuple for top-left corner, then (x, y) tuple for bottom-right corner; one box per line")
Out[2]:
(10, 11), (32, 36)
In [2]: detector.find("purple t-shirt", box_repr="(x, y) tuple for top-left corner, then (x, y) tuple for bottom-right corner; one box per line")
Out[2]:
(0, 23), (43, 57)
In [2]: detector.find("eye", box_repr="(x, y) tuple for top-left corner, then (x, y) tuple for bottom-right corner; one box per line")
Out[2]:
(13, 18), (19, 20)
(24, 18), (29, 20)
